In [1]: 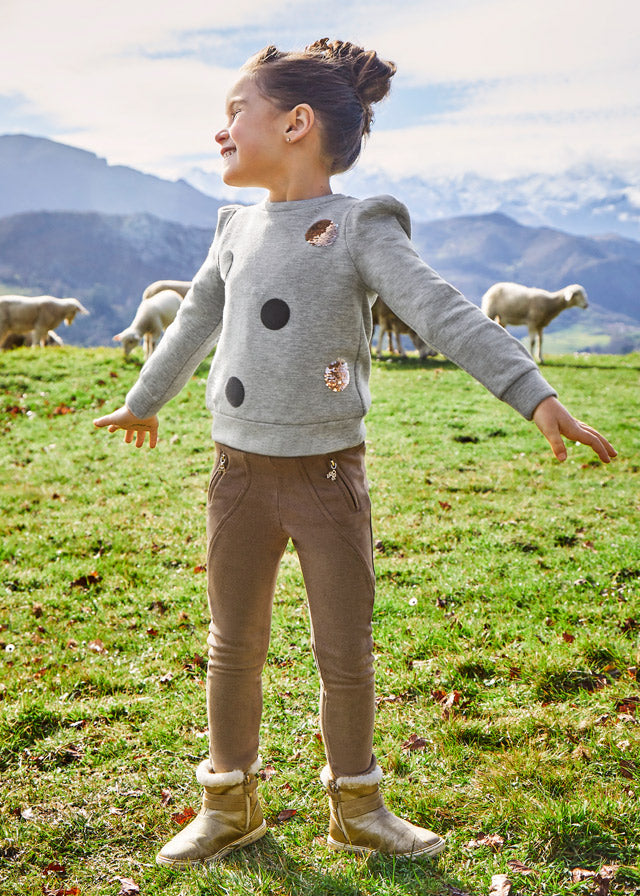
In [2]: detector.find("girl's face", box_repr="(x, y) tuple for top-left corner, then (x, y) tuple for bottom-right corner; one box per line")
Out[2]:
(216, 75), (290, 191)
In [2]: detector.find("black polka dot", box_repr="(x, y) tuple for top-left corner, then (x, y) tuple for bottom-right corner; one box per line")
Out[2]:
(260, 298), (290, 330)
(225, 377), (245, 407)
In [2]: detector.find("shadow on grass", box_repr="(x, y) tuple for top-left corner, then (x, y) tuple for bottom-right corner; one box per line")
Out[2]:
(166, 831), (469, 896)
(540, 356), (640, 371)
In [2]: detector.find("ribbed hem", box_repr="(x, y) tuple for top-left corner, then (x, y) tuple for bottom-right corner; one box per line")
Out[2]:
(210, 414), (367, 457)
(500, 369), (557, 420)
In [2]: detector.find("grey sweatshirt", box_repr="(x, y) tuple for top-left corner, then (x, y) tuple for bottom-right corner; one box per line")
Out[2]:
(126, 193), (556, 456)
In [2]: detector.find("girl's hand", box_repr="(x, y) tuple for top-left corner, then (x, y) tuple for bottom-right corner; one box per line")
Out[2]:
(94, 405), (159, 449)
(533, 396), (617, 463)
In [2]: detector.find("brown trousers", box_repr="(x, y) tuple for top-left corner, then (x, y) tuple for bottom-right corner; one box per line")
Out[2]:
(205, 442), (376, 778)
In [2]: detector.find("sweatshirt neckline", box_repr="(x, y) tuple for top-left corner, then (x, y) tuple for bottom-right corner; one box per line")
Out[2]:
(261, 193), (346, 213)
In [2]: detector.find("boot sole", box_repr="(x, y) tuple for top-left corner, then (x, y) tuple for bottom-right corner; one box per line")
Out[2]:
(156, 820), (268, 868)
(327, 834), (446, 858)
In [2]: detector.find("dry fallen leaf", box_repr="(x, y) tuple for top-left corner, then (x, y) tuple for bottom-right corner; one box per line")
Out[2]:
(575, 864), (618, 896)
(276, 808), (297, 823)
(70, 571), (101, 589)
(619, 759), (636, 779)
(160, 788), (172, 805)
(87, 639), (107, 654)
(616, 696), (639, 715)
(401, 733), (429, 752)
(171, 806), (196, 825)
(42, 862), (66, 875)
(42, 888), (80, 896)
(116, 878), (140, 895)
(468, 833), (504, 851)
(506, 859), (537, 875)
(595, 865), (618, 889)
(489, 873), (511, 896)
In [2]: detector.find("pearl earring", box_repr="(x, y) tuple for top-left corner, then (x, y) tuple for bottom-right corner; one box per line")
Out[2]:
(286, 136), (291, 143)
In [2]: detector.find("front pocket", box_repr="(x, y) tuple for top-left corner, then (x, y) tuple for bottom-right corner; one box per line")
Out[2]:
(332, 461), (360, 511)
(207, 449), (229, 502)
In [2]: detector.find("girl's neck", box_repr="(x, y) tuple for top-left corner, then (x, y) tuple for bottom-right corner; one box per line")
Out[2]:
(267, 171), (333, 203)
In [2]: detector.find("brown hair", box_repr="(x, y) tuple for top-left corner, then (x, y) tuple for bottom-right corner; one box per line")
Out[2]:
(242, 38), (396, 174)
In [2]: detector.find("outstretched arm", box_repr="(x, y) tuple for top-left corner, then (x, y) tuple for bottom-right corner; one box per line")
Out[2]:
(533, 395), (616, 463)
(94, 405), (159, 449)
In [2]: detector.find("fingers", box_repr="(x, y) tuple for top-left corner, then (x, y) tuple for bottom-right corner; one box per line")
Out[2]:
(533, 397), (617, 465)
(93, 408), (158, 448)
(546, 429), (568, 462)
(571, 422), (617, 464)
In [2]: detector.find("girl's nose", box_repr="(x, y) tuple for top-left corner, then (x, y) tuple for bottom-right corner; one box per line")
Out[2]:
(215, 128), (228, 145)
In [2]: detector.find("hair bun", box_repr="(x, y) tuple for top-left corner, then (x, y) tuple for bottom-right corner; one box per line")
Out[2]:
(306, 38), (396, 132)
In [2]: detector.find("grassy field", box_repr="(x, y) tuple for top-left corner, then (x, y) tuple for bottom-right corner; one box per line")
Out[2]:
(1, 346), (639, 896)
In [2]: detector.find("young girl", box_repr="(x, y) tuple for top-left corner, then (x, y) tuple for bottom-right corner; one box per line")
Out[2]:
(95, 39), (616, 868)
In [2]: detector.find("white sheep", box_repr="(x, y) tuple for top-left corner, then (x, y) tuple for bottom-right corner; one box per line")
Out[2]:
(142, 280), (191, 301)
(1, 330), (63, 349)
(0, 296), (89, 348)
(481, 282), (588, 364)
(371, 297), (435, 360)
(114, 288), (182, 359)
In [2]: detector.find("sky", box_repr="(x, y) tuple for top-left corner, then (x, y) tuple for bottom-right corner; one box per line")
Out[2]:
(2, 0), (639, 186)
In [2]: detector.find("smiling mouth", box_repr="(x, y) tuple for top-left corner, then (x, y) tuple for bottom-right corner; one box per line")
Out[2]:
(222, 148), (236, 160)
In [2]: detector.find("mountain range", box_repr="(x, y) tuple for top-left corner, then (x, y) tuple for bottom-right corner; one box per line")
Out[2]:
(189, 163), (640, 243)
(0, 134), (638, 351)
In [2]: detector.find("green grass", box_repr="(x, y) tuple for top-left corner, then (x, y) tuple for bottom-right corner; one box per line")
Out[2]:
(1, 346), (639, 895)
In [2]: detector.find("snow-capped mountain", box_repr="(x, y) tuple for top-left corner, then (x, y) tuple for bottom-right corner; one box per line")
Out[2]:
(185, 163), (640, 242)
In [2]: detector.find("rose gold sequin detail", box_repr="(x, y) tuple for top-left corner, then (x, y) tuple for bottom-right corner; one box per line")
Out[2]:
(324, 359), (350, 392)
(305, 219), (339, 247)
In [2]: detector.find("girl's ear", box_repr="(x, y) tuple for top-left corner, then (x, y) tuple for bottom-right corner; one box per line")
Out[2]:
(285, 103), (315, 143)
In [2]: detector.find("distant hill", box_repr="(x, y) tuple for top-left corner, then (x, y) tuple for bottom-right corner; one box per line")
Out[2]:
(0, 210), (213, 346)
(0, 134), (225, 228)
(0, 207), (638, 351)
(411, 213), (640, 323)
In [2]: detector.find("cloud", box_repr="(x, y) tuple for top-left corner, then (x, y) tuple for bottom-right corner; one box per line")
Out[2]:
(361, 0), (640, 83)
(1, 0), (639, 181)
(355, 0), (640, 178)
(0, 0), (290, 172)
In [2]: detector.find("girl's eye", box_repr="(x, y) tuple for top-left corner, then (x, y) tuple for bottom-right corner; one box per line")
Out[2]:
(230, 109), (240, 122)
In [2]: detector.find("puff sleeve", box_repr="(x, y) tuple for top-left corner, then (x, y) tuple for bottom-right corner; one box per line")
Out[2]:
(345, 196), (556, 419)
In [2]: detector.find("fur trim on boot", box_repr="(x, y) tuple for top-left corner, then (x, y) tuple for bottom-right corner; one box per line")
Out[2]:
(196, 757), (261, 788)
(321, 761), (445, 858)
(156, 759), (266, 868)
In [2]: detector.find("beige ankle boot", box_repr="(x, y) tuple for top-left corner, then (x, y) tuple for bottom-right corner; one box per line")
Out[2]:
(156, 759), (267, 867)
(321, 762), (445, 858)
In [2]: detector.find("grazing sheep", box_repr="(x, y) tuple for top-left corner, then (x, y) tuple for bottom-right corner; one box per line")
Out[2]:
(481, 282), (588, 364)
(142, 279), (191, 301)
(371, 297), (435, 360)
(114, 289), (182, 359)
(1, 330), (63, 349)
(0, 296), (89, 348)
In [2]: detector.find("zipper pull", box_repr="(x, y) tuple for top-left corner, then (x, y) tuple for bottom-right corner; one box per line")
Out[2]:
(219, 451), (228, 473)
(326, 459), (338, 481)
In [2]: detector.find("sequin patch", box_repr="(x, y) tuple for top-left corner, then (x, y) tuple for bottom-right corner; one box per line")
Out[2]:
(305, 219), (339, 247)
(324, 359), (350, 392)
